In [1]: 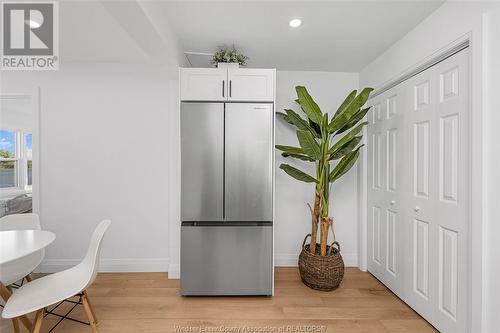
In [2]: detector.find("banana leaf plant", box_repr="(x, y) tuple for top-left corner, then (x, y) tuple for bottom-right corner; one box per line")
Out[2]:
(276, 86), (373, 256)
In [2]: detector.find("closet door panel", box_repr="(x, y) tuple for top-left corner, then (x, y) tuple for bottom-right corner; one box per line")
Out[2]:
(367, 87), (405, 297)
(434, 49), (469, 333)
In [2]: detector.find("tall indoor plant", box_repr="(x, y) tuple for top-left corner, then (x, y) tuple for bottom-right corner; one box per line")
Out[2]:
(276, 86), (373, 290)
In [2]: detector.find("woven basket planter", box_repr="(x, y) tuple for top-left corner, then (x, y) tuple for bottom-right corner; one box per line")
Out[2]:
(298, 234), (345, 291)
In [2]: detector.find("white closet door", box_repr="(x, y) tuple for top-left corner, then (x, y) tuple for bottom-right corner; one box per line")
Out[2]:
(405, 49), (469, 332)
(368, 48), (469, 333)
(367, 86), (406, 297)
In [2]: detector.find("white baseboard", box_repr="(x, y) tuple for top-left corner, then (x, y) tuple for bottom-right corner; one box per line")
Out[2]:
(167, 263), (180, 279)
(38, 254), (358, 275)
(274, 253), (299, 266)
(38, 258), (169, 273)
(274, 252), (359, 267)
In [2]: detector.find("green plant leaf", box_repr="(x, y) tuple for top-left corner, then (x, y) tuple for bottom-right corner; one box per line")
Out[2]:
(276, 145), (315, 161)
(329, 136), (362, 160)
(336, 107), (370, 134)
(328, 122), (367, 155)
(280, 164), (318, 183)
(284, 109), (320, 138)
(276, 112), (294, 125)
(275, 145), (304, 155)
(334, 90), (357, 117)
(297, 130), (322, 160)
(284, 109), (308, 128)
(295, 86), (323, 125)
(281, 152), (316, 162)
(328, 88), (373, 133)
(321, 113), (329, 138)
(329, 145), (364, 182)
(309, 118), (322, 138)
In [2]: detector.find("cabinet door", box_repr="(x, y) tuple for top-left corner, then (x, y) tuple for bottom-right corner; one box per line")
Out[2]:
(227, 69), (274, 102)
(180, 68), (227, 101)
(224, 103), (273, 221)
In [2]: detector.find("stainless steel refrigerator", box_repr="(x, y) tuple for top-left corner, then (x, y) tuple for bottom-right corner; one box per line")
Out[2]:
(180, 102), (273, 296)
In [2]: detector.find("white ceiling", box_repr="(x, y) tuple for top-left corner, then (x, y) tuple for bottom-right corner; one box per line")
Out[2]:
(157, 0), (444, 71)
(58, 1), (444, 71)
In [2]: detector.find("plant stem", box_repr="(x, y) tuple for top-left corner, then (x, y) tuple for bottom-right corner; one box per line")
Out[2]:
(319, 144), (330, 256)
(320, 217), (329, 256)
(310, 190), (321, 254)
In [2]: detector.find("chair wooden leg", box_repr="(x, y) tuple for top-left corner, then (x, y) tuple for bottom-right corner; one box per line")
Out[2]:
(0, 282), (12, 300)
(82, 290), (98, 324)
(0, 283), (32, 332)
(11, 317), (20, 333)
(31, 309), (44, 333)
(82, 291), (99, 333)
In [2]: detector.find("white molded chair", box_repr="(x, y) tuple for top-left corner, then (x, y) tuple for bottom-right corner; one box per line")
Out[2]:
(0, 213), (44, 332)
(2, 219), (111, 333)
(0, 213), (44, 286)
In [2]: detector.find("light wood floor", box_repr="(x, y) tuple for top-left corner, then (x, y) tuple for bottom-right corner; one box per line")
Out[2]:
(0, 268), (437, 333)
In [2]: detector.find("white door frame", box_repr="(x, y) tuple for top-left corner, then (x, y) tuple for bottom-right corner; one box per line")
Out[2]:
(359, 33), (483, 333)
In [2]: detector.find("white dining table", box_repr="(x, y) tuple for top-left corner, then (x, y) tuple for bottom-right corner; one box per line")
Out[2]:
(0, 230), (55, 265)
(0, 229), (55, 332)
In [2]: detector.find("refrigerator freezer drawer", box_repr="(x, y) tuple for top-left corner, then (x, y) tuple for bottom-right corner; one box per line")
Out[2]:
(181, 222), (273, 296)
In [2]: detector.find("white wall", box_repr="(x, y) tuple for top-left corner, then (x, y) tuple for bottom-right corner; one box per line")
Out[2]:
(0, 97), (33, 132)
(361, 2), (483, 88)
(359, 2), (500, 332)
(1, 63), (178, 272)
(274, 71), (359, 266)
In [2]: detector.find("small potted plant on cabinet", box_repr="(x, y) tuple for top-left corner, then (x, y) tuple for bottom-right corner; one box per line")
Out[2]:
(276, 86), (373, 291)
(211, 45), (248, 68)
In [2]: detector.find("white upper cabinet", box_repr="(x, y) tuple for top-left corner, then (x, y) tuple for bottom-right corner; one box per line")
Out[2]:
(180, 68), (275, 102)
(180, 68), (227, 101)
(227, 69), (274, 102)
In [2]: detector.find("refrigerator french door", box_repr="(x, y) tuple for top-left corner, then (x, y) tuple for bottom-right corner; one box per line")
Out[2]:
(180, 102), (273, 296)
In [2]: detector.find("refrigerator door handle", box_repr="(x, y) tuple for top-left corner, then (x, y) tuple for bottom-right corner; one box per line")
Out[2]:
(222, 80), (225, 98)
(229, 80), (232, 97)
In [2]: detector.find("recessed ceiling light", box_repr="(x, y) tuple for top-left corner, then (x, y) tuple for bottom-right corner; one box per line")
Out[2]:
(26, 20), (40, 28)
(289, 18), (302, 28)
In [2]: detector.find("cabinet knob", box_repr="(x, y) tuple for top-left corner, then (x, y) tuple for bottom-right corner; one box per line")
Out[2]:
(414, 206), (421, 212)
(390, 200), (396, 205)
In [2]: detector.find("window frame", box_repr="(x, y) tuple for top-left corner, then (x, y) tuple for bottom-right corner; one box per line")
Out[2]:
(24, 133), (33, 189)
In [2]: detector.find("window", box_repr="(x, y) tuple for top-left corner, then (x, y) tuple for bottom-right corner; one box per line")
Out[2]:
(0, 130), (17, 188)
(0, 129), (33, 190)
(25, 133), (33, 186)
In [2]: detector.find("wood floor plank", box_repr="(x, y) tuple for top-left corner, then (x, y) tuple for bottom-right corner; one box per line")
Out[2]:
(321, 296), (408, 308)
(282, 306), (420, 320)
(0, 268), (437, 333)
(380, 319), (439, 333)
